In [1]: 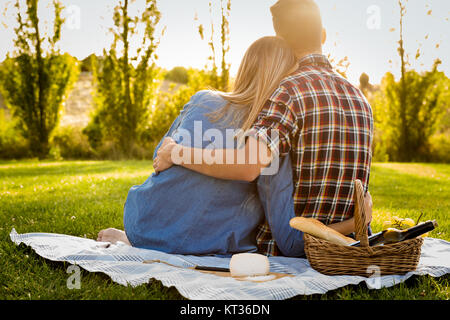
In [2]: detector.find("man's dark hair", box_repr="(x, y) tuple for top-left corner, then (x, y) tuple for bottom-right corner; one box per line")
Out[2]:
(271, 0), (323, 54)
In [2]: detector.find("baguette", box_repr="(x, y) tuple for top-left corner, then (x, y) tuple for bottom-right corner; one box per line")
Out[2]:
(289, 217), (355, 246)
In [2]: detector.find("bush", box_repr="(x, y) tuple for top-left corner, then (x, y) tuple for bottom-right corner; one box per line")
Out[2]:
(143, 68), (216, 155)
(428, 133), (450, 163)
(0, 109), (30, 159)
(51, 126), (95, 160)
(165, 67), (189, 84)
(372, 127), (390, 163)
(80, 54), (97, 73)
(82, 113), (103, 151)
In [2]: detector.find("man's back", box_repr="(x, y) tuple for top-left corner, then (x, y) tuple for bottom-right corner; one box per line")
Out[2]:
(250, 54), (373, 254)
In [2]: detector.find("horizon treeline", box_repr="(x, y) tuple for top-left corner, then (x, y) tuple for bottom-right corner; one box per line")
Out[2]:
(0, 0), (448, 163)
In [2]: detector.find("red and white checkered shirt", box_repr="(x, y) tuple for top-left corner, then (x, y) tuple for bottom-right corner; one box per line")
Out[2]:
(249, 54), (374, 256)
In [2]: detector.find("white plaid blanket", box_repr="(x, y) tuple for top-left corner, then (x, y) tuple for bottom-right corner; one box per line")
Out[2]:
(9, 228), (450, 300)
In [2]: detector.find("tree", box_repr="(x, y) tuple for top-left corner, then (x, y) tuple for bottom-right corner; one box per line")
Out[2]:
(0, 0), (79, 159)
(195, 0), (231, 92)
(165, 66), (189, 84)
(359, 72), (377, 99)
(372, 60), (448, 162)
(371, 0), (449, 162)
(359, 73), (370, 92)
(80, 54), (99, 73)
(396, 0), (410, 161)
(85, 0), (162, 157)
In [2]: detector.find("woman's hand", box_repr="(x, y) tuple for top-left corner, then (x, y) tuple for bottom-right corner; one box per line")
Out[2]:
(153, 137), (178, 173)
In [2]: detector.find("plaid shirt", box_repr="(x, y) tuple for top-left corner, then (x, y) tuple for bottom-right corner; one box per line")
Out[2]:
(249, 54), (374, 256)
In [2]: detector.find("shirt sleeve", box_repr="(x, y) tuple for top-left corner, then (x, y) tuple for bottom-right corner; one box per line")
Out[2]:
(247, 86), (300, 157)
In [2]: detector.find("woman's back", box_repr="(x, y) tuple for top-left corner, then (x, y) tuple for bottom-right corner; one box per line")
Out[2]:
(123, 91), (264, 255)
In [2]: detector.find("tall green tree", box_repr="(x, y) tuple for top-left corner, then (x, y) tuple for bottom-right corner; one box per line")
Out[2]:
(372, 61), (448, 162)
(396, 0), (410, 161)
(0, 0), (79, 158)
(196, 0), (231, 92)
(85, 0), (162, 157)
(371, 0), (449, 162)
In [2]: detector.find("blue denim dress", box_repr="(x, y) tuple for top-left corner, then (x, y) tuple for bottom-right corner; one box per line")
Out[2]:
(123, 91), (265, 255)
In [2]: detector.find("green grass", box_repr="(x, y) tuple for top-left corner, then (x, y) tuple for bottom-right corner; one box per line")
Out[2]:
(0, 160), (448, 300)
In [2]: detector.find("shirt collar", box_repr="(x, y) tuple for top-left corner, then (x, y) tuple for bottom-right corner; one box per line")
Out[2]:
(298, 54), (332, 69)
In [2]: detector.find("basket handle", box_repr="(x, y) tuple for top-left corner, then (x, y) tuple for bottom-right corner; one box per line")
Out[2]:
(354, 179), (369, 247)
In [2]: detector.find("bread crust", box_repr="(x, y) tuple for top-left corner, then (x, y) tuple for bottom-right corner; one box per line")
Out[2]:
(289, 217), (355, 246)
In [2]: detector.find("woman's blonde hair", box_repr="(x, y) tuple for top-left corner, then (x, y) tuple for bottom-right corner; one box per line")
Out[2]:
(209, 36), (298, 132)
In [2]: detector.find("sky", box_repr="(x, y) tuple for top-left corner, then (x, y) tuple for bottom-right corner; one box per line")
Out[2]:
(0, 0), (448, 85)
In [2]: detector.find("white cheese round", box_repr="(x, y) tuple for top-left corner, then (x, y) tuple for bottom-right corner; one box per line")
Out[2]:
(229, 253), (270, 277)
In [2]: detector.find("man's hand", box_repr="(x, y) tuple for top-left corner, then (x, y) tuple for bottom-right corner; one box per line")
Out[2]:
(153, 137), (178, 173)
(329, 190), (373, 235)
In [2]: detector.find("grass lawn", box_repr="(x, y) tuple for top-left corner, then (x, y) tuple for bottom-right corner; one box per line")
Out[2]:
(0, 160), (448, 300)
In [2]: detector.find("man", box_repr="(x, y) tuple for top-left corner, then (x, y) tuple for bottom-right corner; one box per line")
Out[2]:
(155, 0), (374, 256)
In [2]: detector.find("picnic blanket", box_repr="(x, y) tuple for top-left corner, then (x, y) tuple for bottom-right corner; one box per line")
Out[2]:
(9, 228), (450, 300)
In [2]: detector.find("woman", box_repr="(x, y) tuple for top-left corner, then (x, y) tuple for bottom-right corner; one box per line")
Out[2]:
(97, 36), (299, 255)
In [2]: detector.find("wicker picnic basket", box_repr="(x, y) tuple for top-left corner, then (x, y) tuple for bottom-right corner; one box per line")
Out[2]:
(303, 179), (424, 277)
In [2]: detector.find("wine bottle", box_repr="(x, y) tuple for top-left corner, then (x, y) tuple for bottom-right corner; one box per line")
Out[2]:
(350, 220), (437, 247)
